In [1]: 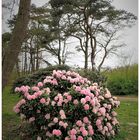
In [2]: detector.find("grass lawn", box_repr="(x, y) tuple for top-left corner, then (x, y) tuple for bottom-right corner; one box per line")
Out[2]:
(2, 87), (138, 140)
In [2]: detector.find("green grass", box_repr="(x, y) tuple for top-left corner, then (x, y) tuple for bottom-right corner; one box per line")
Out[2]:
(112, 97), (138, 140)
(2, 87), (138, 140)
(2, 87), (21, 140)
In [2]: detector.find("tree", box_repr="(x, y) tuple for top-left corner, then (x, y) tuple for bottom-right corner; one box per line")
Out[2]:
(50, 0), (137, 70)
(2, 0), (31, 89)
(97, 29), (126, 72)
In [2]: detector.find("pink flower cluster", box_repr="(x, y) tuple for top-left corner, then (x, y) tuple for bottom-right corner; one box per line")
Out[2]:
(14, 70), (120, 139)
(65, 117), (94, 140)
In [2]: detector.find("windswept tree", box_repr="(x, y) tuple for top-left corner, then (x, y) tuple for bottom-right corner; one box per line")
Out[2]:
(2, 0), (31, 89)
(50, 0), (137, 70)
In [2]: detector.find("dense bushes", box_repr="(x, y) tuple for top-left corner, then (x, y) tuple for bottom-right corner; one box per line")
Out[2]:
(12, 65), (70, 93)
(14, 70), (120, 140)
(104, 64), (138, 95)
(76, 69), (107, 87)
(12, 65), (107, 93)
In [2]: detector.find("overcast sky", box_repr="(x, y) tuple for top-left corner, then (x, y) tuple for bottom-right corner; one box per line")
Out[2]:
(2, 0), (138, 68)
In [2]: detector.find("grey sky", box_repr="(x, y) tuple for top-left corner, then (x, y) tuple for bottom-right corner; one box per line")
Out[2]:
(2, 0), (138, 68)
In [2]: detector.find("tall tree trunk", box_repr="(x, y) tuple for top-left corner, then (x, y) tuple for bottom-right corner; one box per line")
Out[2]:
(58, 35), (61, 65)
(84, 30), (89, 69)
(2, 0), (31, 90)
(36, 46), (39, 71)
(24, 45), (28, 74)
(16, 58), (20, 77)
(91, 36), (96, 70)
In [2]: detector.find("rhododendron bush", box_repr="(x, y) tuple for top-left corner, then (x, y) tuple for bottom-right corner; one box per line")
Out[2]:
(14, 70), (120, 140)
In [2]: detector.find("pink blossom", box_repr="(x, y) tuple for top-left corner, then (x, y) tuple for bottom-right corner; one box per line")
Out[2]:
(92, 108), (97, 114)
(85, 96), (91, 102)
(76, 120), (83, 126)
(59, 121), (64, 126)
(57, 102), (62, 106)
(51, 79), (58, 85)
(52, 129), (62, 136)
(110, 130), (115, 136)
(75, 86), (81, 92)
(103, 103), (107, 108)
(64, 92), (69, 97)
(82, 129), (88, 136)
(24, 92), (29, 97)
(61, 114), (66, 119)
(34, 91), (42, 97)
(88, 125), (93, 130)
(20, 99), (26, 104)
(20, 86), (29, 93)
(40, 98), (46, 104)
(80, 127), (85, 132)
(98, 96), (104, 100)
(63, 123), (68, 128)
(89, 129), (94, 135)
(84, 104), (89, 110)
(70, 135), (76, 140)
(54, 96), (59, 101)
(37, 82), (43, 87)
(104, 126), (108, 132)
(45, 114), (50, 119)
(53, 117), (58, 123)
(105, 89), (111, 98)
(80, 90), (86, 95)
(73, 99), (79, 105)
(106, 122), (112, 131)
(99, 107), (106, 116)
(70, 79), (75, 83)
(87, 137), (92, 140)
(96, 119), (102, 126)
(83, 117), (89, 124)
(112, 111), (117, 116)
(107, 104), (112, 110)
(27, 95), (32, 100)
(98, 125), (103, 131)
(67, 95), (72, 101)
(64, 99), (68, 104)
(13, 106), (20, 113)
(31, 95), (36, 99)
(29, 117), (35, 123)
(32, 86), (39, 91)
(15, 87), (20, 92)
(80, 98), (86, 104)
(70, 129), (77, 135)
(80, 79), (85, 84)
(77, 136), (83, 140)
(65, 137), (70, 140)
(90, 99), (95, 106)
(59, 110), (65, 116)
(62, 75), (66, 80)
(51, 101), (56, 106)
(44, 88), (51, 94)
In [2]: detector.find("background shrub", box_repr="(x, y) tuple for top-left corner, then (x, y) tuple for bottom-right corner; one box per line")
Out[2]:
(76, 69), (107, 87)
(104, 64), (138, 95)
(12, 65), (70, 93)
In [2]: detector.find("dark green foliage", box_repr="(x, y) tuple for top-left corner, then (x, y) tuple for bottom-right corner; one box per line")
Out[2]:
(77, 69), (107, 86)
(107, 80), (138, 95)
(12, 65), (70, 93)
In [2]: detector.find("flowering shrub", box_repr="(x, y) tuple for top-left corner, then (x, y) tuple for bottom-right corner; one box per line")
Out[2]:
(14, 70), (120, 140)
